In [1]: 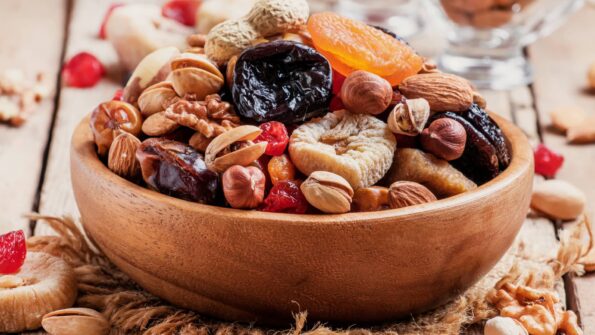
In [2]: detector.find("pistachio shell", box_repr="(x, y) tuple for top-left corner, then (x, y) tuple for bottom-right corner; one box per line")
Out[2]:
(205, 125), (266, 173)
(42, 308), (109, 335)
(138, 81), (177, 116)
(171, 53), (223, 80)
(388, 98), (430, 136)
(301, 171), (354, 214)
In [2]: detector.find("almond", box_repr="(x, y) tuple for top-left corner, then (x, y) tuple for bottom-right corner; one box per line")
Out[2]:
(388, 181), (437, 209)
(531, 180), (586, 220)
(108, 132), (141, 179)
(398, 73), (474, 112)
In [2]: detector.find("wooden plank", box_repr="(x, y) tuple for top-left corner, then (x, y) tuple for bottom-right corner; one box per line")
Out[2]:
(0, 0), (67, 234)
(34, 0), (159, 235)
(529, 6), (595, 333)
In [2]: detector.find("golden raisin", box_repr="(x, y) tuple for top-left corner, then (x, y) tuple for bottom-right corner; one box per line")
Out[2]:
(268, 154), (296, 185)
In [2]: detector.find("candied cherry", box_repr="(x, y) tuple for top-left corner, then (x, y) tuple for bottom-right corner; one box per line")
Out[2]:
(262, 180), (308, 214)
(255, 121), (289, 156)
(62, 52), (105, 88)
(99, 3), (124, 39)
(329, 95), (345, 111)
(112, 88), (124, 101)
(268, 154), (296, 185)
(162, 0), (201, 27)
(534, 143), (564, 178)
(307, 12), (423, 85)
(0, 230), (26, 274)
(332, 70), (346, 95)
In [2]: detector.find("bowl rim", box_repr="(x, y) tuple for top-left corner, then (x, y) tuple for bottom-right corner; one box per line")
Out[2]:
(72, 112), (533, 225)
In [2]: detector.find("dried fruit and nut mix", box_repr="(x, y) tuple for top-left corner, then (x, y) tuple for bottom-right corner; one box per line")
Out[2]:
(89, 0), (511, 214)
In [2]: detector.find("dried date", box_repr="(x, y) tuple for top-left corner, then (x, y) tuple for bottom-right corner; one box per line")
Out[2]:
(136, 138), (219, 204)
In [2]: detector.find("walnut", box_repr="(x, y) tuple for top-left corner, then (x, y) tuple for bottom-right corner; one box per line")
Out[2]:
(164, 94), (240, 138)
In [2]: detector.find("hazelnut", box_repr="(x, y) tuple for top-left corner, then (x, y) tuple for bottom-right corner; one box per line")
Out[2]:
(351, 186), (389, 212)
(300, 171), (354, 214)
(388, 181), (437, 209)
(222, 165), (266, 209)
(420, 118), (466, 161)
(340, 70), (393, 115)
(108, 132), (141, 180)
(387, 98), (430, 136)
(90, 101), (142, 156)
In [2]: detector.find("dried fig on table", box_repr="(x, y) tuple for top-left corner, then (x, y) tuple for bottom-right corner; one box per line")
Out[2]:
(0, 252), (77, 333)
(232, 40), (332, 124)
(90, 100), (142, 156)
(136, 138), (219, 204)
(386, 148), (477, 198)
(289, 109), (396, 189)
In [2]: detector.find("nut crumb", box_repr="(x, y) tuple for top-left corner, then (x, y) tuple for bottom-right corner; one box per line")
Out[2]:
(0, 69), (49, 127)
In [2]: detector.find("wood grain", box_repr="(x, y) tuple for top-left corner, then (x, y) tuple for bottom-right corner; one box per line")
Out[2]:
(0, 0), (66, 234)
(529, 6), (595, 333)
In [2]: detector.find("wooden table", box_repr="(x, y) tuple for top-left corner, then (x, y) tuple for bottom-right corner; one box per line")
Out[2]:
(0, 0), (593, 333)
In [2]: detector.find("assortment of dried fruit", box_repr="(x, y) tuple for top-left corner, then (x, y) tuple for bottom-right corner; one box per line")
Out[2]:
(88, 0), (512, 214)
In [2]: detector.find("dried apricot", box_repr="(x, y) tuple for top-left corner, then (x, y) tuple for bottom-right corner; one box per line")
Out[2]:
(307, 12), (423, 85)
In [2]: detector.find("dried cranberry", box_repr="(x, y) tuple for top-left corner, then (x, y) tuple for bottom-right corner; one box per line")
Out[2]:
(112, 88), (124, 101)
(99, 3), (124, 39)
(62, 52), (105, 88)
(255, 121), (289, 156)
(262, 180), (308, 214)
(332, 70), (346, 95)
(0, 230), (26, 274)
(162, 0), (201, 27)
(534, 143), (564, 178)
(329, 95), (345, 111)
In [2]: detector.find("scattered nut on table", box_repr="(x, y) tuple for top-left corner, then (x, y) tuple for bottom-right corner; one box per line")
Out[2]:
(531, 179), (586, 220)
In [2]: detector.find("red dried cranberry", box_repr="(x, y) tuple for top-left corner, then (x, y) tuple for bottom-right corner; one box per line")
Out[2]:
(99, 3), (124, 39)
(0, 230), (26, 274)
(329, 95), (345, 111)
(255, 121), (289, 156)
(534, 143), (564, 178)
(62, 52), (105, 88)
(332, 70), (346, 95)
(162, 0), (201, 26)
(262, 180), (308, 214)
(112, 88), (124, 101)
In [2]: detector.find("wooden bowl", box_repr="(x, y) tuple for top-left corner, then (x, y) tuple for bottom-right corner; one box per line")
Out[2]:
(71, 113), (533, 324)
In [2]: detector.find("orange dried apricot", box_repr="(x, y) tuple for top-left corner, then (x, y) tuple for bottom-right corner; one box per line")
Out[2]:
(307, 12), (423, 86)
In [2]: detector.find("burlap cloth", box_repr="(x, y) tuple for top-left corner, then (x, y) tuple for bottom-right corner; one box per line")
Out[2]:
(25, 214), (592, 335)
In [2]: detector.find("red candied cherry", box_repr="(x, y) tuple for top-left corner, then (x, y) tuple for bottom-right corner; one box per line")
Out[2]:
(162, 0), (201, 27)
(98, 3), (124, 39)
(254, 121), (289, 156)
(332, 70), (346, 95)
(534, 143), (564, 178)
(0, 230), (26, 274)
(329, 95), (345, 111)
(112, 88), (124, 101)
(262, 180), (309, 214)
(62, 52), (105, 88)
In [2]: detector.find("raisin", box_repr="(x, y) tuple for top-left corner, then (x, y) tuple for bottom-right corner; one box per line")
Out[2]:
(255, 121), (289, 156)
(232, 40), (332, 124)
(136, 138), (219, 204)
(534, 144), (564, 178)
(0, 230), (26, 274)
(262, 180), (308, 214)
(268, 154), (296, 185)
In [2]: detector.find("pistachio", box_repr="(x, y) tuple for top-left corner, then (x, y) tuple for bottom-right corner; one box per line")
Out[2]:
(301, 171), (354, 214)
(531, 180), (586, 220)
(42, 308), (109, 335)
(205, 125), (267, 173)
(387, 98), (430, 136)
(388, 181), (437, 209)
(137, 81), (178, 116)
(170, 53), (224, 99)
(108, 132), (141, 179)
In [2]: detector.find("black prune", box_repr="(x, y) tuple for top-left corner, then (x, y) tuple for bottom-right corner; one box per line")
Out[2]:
(461, 104), (511, 169)
(232, 40), (332, 124)
(430, 112), (499, 185)
(136, 138), (219, 204)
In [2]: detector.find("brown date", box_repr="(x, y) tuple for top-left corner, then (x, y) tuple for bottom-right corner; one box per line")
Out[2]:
(136, 138), (219, 204)
(90, 100), (142, 156)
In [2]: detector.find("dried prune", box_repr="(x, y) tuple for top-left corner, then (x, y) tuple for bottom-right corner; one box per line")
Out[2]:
(136, 138), (219, 204)
(232, 40), (332, 124)
(430, 112), (499, 185)
(462, 104), (510, 169)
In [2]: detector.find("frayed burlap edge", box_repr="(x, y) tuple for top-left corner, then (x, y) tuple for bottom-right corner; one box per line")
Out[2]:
(25, 214), (592, 335)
